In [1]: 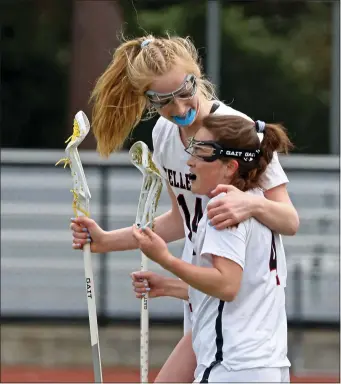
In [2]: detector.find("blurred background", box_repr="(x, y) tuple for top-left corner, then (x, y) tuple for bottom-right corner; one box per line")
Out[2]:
(1, 0), (340, 382)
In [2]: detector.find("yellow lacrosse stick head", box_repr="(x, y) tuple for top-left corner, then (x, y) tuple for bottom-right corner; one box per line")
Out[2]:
(56, 111), (92, 218)
(65, 111), (91, 154)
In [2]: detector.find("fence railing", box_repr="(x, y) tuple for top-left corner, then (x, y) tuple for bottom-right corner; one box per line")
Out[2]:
(1, 149), (339, 328)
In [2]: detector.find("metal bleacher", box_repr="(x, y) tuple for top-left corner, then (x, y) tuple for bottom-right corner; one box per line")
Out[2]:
(1, 150), (339, 324)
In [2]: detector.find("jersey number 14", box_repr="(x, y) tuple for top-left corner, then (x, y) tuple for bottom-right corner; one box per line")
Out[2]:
(177, 195), (203, 241)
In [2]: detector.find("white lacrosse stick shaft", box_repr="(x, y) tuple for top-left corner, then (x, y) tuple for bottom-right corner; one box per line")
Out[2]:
(61, 111), (103, 383)
(130, 142), (163, 384)
(140, 251), (149, 384)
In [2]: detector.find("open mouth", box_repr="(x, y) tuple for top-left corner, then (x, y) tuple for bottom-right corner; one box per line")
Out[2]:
(189, 173), (197, 181)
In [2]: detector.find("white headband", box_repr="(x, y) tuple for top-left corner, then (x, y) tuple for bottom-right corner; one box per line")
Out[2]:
(255, 120), (266, 133)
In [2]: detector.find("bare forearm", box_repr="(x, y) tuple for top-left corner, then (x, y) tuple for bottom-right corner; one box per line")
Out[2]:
(164, 256), (231, 301)
(163, 277), (189, 301)
(154, 209), (185, 243)
(104, 210), (185, 252)
(252, 196), (299, 236)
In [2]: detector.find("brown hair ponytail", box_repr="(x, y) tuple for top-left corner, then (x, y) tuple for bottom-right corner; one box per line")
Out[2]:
(202, 115), (294, 191)
(258, 121), (293, 165)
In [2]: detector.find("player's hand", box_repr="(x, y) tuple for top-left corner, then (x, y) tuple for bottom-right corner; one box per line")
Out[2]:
(207, 185), (255, 229)
(132, 225), (172, 268)
(70, 217), (108, 253)
(131, 271), (167, 299)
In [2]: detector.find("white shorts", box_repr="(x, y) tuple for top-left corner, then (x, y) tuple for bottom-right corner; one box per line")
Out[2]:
(194, 365), (290, 383)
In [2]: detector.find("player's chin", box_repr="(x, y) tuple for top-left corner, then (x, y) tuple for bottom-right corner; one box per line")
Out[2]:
(190, 180), (200, 194)
(191, 181), (210, 196)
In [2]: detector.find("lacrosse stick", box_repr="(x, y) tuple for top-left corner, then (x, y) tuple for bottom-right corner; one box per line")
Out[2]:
(56, 111), (103, 383)
(129, 141), (163, 384)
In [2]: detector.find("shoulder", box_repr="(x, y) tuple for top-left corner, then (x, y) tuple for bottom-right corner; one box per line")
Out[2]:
(208, 189), (264, 236)
(214, 102), (266, 143)
(214, 102), (254, 122)
(215, 102), (264, 142)
(245, 188), (265, 198)
(244, 189), (274, 236)
(204, 192), (227, 216)
(152, 116), (176, 145)
(207, 188), (264, 209)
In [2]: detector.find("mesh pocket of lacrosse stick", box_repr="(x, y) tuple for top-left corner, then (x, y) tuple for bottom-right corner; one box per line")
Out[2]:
(130, 141), (163, 229)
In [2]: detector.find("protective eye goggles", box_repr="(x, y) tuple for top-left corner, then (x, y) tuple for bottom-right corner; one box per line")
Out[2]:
(145, 74), (197, 109)
(185, 139), (261, 163)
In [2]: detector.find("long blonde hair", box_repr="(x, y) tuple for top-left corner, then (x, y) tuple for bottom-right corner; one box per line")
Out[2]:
(90, 33), (216, 157)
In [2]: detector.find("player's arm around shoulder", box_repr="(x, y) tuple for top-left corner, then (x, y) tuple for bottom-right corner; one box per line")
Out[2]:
(259, 152), (299, 235)
(261, 183), (299, 235)
(208, 182), (299, 236)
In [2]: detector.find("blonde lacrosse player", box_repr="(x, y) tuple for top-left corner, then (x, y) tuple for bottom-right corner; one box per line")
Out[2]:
(132, 115), (292, 383)
(70, 34), (298, 382)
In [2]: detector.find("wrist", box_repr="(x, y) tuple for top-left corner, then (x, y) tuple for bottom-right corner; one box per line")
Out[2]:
(250, 194), (265, 217)
(163, 277), (178, 297)
(101, 230), (112, 252)
(164, 277), (189, 301)
(159, 250), (175, 270)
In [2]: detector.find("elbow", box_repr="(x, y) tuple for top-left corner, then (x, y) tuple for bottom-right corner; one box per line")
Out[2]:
(286, 209), (300, 236)
(219, 286), (239, 302)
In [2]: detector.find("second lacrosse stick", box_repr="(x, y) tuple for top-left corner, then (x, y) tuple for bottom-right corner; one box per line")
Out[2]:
(129, 141), (163, 384)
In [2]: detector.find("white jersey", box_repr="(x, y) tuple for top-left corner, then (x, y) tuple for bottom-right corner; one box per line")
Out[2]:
(191, 191), (290, 380)
(152, 101), (289, 332)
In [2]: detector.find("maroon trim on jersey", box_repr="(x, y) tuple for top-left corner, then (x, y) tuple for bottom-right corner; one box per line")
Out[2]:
(200, 300), (225, 383)
(269, 232), (280, 285)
